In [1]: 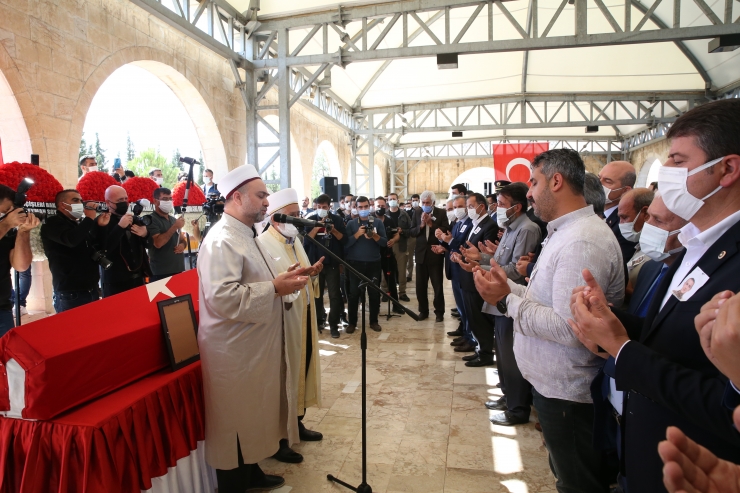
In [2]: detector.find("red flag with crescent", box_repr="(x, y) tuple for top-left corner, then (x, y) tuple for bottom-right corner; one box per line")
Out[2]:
(492, 143), (549, 183)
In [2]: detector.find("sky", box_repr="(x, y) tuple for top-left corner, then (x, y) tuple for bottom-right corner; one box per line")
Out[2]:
(82, 65), (203, 166)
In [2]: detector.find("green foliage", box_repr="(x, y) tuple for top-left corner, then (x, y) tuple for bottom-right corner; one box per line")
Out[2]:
(78, 133), (88, 178)
(126, 133), (135, 163)
(311, 149), (330, 200)
(171, 148), (181, 168)
(93, 133), (108, 173)
(127, 148), (180, 189)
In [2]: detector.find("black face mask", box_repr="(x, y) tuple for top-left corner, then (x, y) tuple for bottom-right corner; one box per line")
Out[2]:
(375, 207), (386, 216)
(112, 202), (129, 215)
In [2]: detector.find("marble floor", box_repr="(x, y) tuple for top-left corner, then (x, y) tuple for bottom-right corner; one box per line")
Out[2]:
(260, 279), (556, 493)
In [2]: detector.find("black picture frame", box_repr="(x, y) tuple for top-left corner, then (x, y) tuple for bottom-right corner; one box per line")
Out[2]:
(157, 294), (200, 371)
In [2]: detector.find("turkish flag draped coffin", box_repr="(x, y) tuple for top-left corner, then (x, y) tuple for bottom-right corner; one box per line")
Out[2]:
(492, 143), (549, 184)
(0, 269), (199, 420)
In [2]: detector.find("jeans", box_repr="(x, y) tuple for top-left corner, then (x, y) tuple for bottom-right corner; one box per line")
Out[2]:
(0, 309), (14, 338)
(149, 273), (178, 282)
(53, 289), (100, 313)
(102, 277), (145, 298)
(10, 266), (32, 307)
(533, 388), (612, 493)
(315, 264), (343, 329)
(347, 260), (382, 325)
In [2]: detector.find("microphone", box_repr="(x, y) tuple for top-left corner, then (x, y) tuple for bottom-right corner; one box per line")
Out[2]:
(179, 157), (199, 165)
(273, 213), (323, 229)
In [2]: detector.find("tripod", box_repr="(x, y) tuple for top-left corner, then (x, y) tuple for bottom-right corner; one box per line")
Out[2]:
(302, 233), (419, 493)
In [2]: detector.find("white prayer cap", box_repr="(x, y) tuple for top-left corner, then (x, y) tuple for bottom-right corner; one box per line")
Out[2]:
(220, 164), (260, 198)
(266, 188), (299, 216)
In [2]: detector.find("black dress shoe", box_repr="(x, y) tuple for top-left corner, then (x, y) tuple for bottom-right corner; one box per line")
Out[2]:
(298, 420), (323, 441)
(450, 338), (466, 347)
(451, 312), (461, 319)
(399, 294), (410, 302)
(485, 397), (507, 411)
(418, 313), (429, 320)
(330, 329), (340, 339)
(370, 323), (382, 332)
(454, 343), (476, 353)
(246, 470), (286, 491)
(489, 411), (529, 426)
(435, 315), (444, 323)
(346, 324), (356, 334)
(451, 308), (459, 314)
(447, 329), (464, 337)
(272, 439), (303, 463)
(461, 353), (479, 361)
(465, 357), (495, 367)
(406, 276), (412, 282)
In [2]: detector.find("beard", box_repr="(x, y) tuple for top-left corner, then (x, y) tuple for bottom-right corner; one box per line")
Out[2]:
(532, 186), (555, 222)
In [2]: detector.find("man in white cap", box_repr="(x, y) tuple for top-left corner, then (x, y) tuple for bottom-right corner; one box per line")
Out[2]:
(197, 165), (311, 492)
(257, 188), (325, 464)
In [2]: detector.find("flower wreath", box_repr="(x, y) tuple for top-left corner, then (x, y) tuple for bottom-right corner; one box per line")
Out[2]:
(0, 162), (63, 203)
(122, 176), (159, 202)
(77, 171), (118, 201)
(171, 181), (206, 207)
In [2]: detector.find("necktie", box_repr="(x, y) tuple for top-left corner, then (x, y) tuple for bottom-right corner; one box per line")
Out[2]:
(636, 264), (669, 318)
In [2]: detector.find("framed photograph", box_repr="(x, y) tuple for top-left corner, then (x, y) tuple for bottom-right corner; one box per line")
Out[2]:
(157, 294), (200, 371)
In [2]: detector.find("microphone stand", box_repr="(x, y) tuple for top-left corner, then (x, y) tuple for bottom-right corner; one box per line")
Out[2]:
(300, 230), (419, 493)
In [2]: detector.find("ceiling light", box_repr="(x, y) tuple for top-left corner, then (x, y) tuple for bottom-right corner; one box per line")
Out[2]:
(585, 126), (599, 133)
(708, 34), (740, 53)
(437, 53), (458, 69)
(452, 131), (463, 137)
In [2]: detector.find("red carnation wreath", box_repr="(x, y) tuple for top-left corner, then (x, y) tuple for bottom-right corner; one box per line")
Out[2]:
(171, 181), (206, 207)
(77, 171), (118, 201)
(0, 162), (63, 203)
(122, 176), (158, 202)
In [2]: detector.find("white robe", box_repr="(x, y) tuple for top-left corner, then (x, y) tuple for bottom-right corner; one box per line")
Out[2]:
(197, 214), (298, 470)
(257, 226), (322, 415)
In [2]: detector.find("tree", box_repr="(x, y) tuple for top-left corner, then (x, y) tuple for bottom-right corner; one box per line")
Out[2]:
(78, 133), (89, 177)
(172, 148), (182, 169)
(197, 151), (205, 185)
(93, 133), (108, 173)
(127, 148), (180, 189)
(311, 150), (330, 200)
(126, 133), (135, 163)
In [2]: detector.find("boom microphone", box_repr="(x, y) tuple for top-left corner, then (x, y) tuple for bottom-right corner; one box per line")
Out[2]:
(273, 213), (323, 229)
(179, 157), (199, 165)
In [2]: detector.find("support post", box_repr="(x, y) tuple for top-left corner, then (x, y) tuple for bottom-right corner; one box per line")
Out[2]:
(368, 115), (375, 197)
(244, 37), (258, 170)
(278, 28), (291, 188)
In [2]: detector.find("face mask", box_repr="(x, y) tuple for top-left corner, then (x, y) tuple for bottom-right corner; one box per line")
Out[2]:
(87, 166), (98, 173)
(446, 211), (456, 223)
(421, 205), (433, 214)
(496, 205), (516, 227)
(154, 177), (163, 185)
(454, 207), (467, 220)
(278, 223), (298, 238)
(376, 207), (386, 216)
(658, 156), (724, 221)
(388, 200), (398, 208)
(112, 202), (129, 215)
(603, 185), (625, 204)
(404, 206), (412, 212)
(204, 177), (212, 184)
(412, 200), (419, 208)
(317, 208), (328, 218)
(351, 208), (358, 216)
(358, 209), (370, 219)
(618, 217), (641, 242)
(159, 200), (174, 214)
(468, 205), (483, 222)
(65, 202), (85, 219)
(639, 223), (683, 261)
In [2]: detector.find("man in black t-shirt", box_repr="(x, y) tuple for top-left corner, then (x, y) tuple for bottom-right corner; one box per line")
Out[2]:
(386, 192), (412, 301)
(0, 184), (40, 336)
(146, 188), (187, 281)
(375, 197), (404, 314)
(41, 189), (111, 313)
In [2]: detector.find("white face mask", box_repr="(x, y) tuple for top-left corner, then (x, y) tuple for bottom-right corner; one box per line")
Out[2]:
(658, 156), (724, 221)
(639, 223), (684, 261)
(446, 210), (456, 223)
(317, 208), (328, 218)
(618, 217), (642, 242)
(159, 200), (174, 214)
(454, 207), (467, 220)
(204, 176), (212, 185)
(154, 177), (163, 186)
(351, 208), (358, 216)
(65, 202), (85, 219)
(412, 200), (419, 208)
(603, 184), (625, 204)
(277, 222), (299, 238)
(496, 205), (516, 228)
(468, 205), (483, 222)
(87, 166), (98, 173)
(388, 200), (399, 208)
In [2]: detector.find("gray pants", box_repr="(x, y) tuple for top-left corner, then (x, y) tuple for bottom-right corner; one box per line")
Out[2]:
(406, 236), (416, 279)
(393, 243), (409, 296)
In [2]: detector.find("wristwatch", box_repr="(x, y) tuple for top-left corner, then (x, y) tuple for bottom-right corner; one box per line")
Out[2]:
(496, 294), (509, 315)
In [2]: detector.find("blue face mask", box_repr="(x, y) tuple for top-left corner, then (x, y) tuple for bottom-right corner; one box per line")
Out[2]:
(421, 205), (433, 214)
(358, 209), (370, 218)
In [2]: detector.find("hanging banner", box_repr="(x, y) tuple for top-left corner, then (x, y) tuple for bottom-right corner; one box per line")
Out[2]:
(492, 143), (549, 183)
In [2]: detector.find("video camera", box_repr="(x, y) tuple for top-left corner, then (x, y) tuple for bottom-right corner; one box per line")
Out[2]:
(13, 178), (33, 212)
(202, 195), (224, 217)
(130, 199), (152, 227)
(83, 202), (109, 213)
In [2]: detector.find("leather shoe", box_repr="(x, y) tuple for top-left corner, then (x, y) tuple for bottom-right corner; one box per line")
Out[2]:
(435, 315), (444, 323)
(451, 308), (459, 314)
(399, 294), (410, 302)
(418, 313), (429, 321)
(452, 336), (464, 342)
(246, 471), (286, 491)
(406, 276), (412, 282)
(454, 343), (476, 353)
(461, 353), (479, 361)
(272, 439), (303, 463)
(447, 329), (463, 337)
(489, 411), (529, 426)
(330, 327), (340, 339)
(298, 421), (323, 441)
(346, 324), (356, 334)
(485, 397), (507, 411)
(450, 338), (466, 347)
(451, 312), (460, 319)
(370, 323), (382, 332)
(465, 357), (495, 367)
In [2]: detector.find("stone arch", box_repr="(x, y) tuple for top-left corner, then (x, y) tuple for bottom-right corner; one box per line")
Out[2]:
(314, 140), (342, 183)
(0, 41), (38, 165)
(69, 46), (231, 187)
(637, 157), (663, 188)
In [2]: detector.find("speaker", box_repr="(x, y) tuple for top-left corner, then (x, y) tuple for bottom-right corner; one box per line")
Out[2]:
(339, 183), (350, 198)
(320, 176), (339, 203)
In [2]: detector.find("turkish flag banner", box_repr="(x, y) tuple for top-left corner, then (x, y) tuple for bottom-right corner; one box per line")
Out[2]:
(492, 143), (549, 183)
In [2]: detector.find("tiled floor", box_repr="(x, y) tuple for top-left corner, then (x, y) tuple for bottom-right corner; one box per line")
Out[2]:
(260, 279), (557, 493)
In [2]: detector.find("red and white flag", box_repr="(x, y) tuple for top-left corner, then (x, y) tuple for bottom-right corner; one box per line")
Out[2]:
(492, 143), (549, 183)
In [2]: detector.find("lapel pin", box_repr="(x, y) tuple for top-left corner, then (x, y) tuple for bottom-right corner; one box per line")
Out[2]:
(718, 251), (726, 259)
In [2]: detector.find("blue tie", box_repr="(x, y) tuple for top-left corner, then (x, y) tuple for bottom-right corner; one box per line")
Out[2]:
(636, 264), (669, 318)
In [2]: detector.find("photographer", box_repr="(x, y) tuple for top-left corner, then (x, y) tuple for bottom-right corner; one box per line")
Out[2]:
(304, 194), (347, 339)
(146, 188), (186, 281)
(0, 184), (40, 335)
(375, 197), (404, 315)
(344, 196), (387, 333)
(386, 192), (411, 302)
(98, 185), (151, 297)
(41, 189), (111, 313)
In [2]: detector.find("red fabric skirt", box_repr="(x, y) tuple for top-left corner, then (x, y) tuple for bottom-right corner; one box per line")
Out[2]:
(0, 362), (204, 493)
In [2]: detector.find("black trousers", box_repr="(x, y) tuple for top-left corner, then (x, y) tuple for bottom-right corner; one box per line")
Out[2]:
(315, 264), (343, 329)
(494, 315), (532, 419)
(416, 259), (444, 316)
(102, 277), (144, 298)
(462, 290), (494, 357)
(347, 260), (382, 325)
(215, 438), (265, 493)
(381, 250), (400, 307)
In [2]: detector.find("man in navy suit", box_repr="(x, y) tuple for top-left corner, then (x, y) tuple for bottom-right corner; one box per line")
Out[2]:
(571, 98), (740, 492)
(600, 161), (638, 276)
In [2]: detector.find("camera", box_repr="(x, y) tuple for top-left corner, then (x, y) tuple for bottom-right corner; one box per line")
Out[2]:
(203, 195), (225, 216)
(365, 216), (375, 236)
(91, 248), (113, 270)
(386, 227), (399, 237)
(83, 202), (108, 213)
(14, 177), (33, 212)
(131, 200), (152, 227)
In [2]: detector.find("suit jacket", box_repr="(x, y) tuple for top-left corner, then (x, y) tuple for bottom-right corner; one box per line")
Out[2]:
(458, 215), (499, 293)
(444, 217), (473, 282)
(614, 219), (740, 492)
(606, 208), (638, 271)
(626, 259), (664, 314)
(409, 206), (449, 265)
